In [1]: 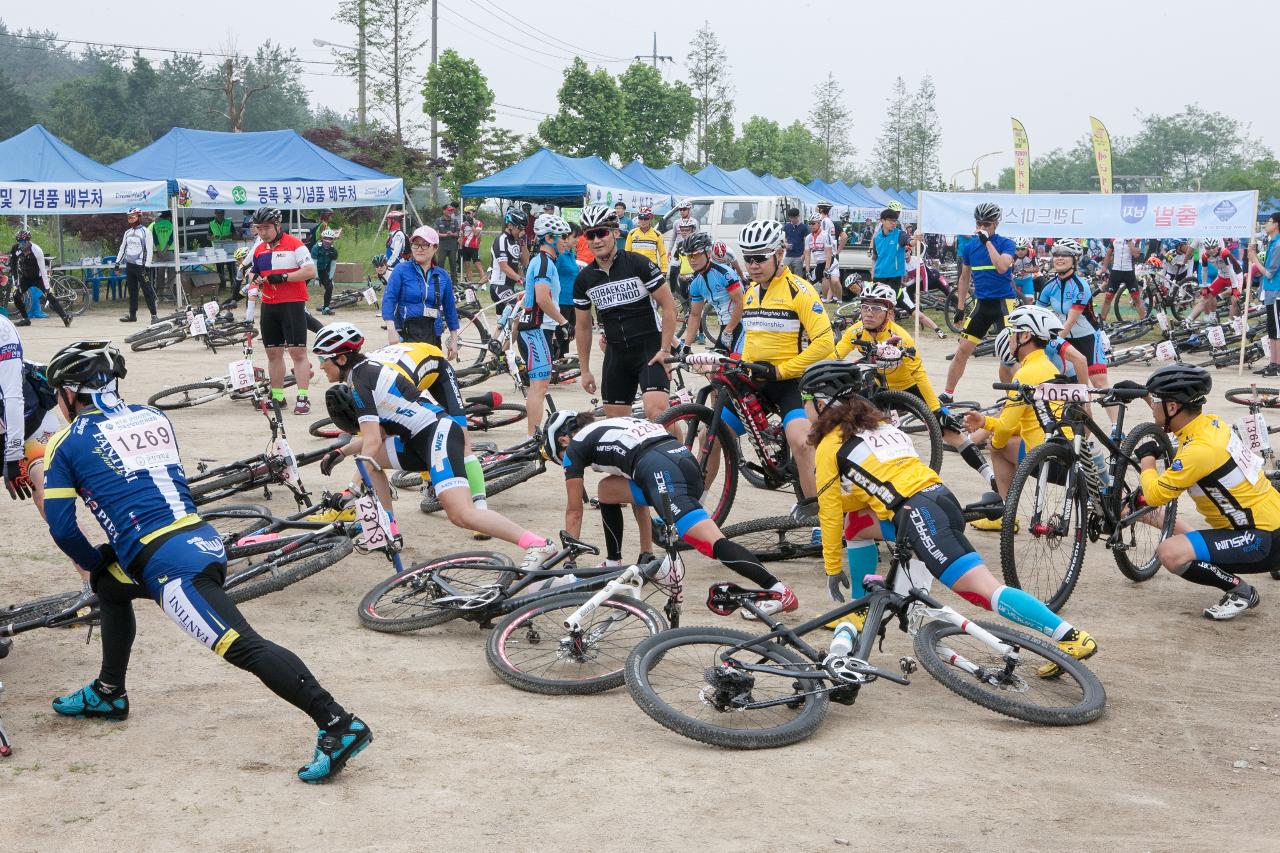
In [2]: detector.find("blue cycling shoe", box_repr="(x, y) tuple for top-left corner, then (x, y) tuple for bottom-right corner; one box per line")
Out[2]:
(52, 682), (129, 720)
(297, 716), (372, 784)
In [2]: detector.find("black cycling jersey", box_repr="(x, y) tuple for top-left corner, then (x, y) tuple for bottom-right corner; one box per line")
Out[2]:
(573, 249), (667, 345)
(347, 358), (442, 442)
(561, 416), (679, 479)
(490, 231), (522, 287)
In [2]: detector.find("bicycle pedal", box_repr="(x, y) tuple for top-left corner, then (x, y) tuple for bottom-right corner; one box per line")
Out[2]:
(899, 656), (917, 676)
(829, 683), (859, 706)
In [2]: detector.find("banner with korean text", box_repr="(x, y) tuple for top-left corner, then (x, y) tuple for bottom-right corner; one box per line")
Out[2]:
(585, 184), (673, 214)
(0, 180), (168, 215)
(1089, 117), (1113, 194)
(175, 178), (404, 210)
(1011, 118), (1030, 194)
(917, 190), (1259, 239)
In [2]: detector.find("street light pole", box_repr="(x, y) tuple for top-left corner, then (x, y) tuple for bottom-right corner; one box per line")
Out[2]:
(314, 35), (365, 130)
(430, 0), (440, 206)
(970, 150), (1003, 190)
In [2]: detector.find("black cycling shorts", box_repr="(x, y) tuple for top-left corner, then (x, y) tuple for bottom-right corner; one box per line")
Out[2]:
(1186, 528), (1280, 575)
(894, 484), (985, 586)
(260, 300), (309, 348)
(1106, 269), (1139, 294)
(489, 280), (518, 306)
(460, 247), (479, 262)
(962, 298), (1016, 344)
(396, 419), (467, 493)
(755, 378), (807, 426)
(1267, 300), (1280, 341)
(627, 443), (710, 537)
(600, 334), (669, 406)
(427, 362), (466, 423)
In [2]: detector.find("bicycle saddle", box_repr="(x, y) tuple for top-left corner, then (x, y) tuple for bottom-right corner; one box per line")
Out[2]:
(706, 582), (780, 616)
(557, 530), (600, 556)
(465, 391), (501, 410)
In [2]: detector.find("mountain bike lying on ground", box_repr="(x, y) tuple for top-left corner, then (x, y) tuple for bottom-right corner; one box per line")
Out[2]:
(147, 327), (295, 410)
(622, 531), (1106, 750)
(308, 390), (526, 438)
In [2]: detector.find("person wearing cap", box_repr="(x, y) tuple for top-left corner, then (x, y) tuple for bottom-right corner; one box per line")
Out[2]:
(435, 204), (462, 282)
(782, 208), (806, 276)
(460, 206), (485, 283)
(114, 209), (158, 324)
(623, 207), (667, 269)
(313, 229), (341, 315)
(384, 210), (408, 272)
(382, 225), (459, 357)
(613, 202), (633, 240)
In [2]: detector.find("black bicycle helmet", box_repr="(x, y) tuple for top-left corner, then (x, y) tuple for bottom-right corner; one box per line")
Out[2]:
(325, 385), (361, 434)
(46, 341), (127, 390)
(681, 232), (713, 257)
(1146, 363), (1211, 405)
(252, 206), (283, 225)
(973, 202), (1002, 223)
(504, 208), (529, 227)
(800, 360), (876, 401)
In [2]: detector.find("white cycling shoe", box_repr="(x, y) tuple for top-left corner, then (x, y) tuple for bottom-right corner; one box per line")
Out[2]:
(1203, 585), (1260, 621)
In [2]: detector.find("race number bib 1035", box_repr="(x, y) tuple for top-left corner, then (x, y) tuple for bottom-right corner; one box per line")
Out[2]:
(99, 409), (180, 472)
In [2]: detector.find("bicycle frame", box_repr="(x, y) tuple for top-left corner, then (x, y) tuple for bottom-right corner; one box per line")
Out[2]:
(688, 362), (793, 488)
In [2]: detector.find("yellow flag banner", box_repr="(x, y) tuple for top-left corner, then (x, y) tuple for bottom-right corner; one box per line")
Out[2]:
(1089, 116), (1113, 194)
(1011, 118), (1030, 194)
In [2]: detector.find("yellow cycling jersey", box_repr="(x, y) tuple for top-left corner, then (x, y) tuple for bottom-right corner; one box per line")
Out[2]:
(1141, 412), (1280, 531)
(981, 347), (1063, 450)
(365, 342), (447, 392)
(624, 228), (667, 269)
(739, 268), (834, 379)
(814, 422), (943, 576)
(835, 320), (940, 411)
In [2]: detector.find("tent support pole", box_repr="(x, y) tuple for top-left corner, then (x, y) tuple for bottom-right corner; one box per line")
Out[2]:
(173, 196), (185, 308)
(1239, 190), (1261, 375)
(405, 195), (425, 230)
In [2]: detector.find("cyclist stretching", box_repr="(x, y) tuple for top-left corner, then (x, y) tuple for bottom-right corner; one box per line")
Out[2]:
(41, 342), (369, 783)
(311, 323), (557, 571)
(679, 232), (744, 354)
(545, 410), (799, 618)
(1136, 364), (1280, 620)
(737, 218), (834, 508)
(803, 360), (1096, 674)
(943, 202), (1018, 402)
(836, 283), (997, 492)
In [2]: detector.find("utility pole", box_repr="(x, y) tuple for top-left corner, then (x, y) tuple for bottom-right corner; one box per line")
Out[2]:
(429, 0), (440, 206)
(357, 0), (367, 130)
(634, 32), (672, 70)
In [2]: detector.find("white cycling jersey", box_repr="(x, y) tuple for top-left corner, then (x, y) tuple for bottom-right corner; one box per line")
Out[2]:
(0, 315), (26, 462)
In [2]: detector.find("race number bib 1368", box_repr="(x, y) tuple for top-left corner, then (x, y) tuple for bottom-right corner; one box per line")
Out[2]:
(1227, 430), (1264, 484)
(99, 409), (180, 472)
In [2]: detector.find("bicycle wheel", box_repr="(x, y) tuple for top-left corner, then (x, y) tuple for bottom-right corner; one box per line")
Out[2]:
(1000, 441), (1088, 612)
(1108, 345), (1152, 368)
(624, 626), (830, 749)
(124, 318), (179, 343)
(944, 291), (976, 335)
(51, 275), (91, 316)
(419, 460), (539, 513)
(202, 503), (273, 546)
(0, 589), (87, 626)
(189, 460), (269, 504)
(656, 403), (738, 526)
(455, 364), (494, 389)
(1112, 424), (1176, 582)
(225, 535), (355, 604)
(148, 381), (228, 410)
(1224, 386), (1280, 408)
(1105, 320), (1152, 347)
(358, 554), (516, 632)
(467, 402), (526, 431)
(455, 307), (494, 367)
(308, 417), (342, 439)
(873, 389), (943, 472)
(913, 619), (1105, 725)
(486, 591), (667, 695)
(130, 329), (187, 352)
(718, 515), (820, 562)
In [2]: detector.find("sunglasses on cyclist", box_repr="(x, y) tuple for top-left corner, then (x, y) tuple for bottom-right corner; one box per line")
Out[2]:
(585, 228), (611, 240)
(743, 254), (773, 265)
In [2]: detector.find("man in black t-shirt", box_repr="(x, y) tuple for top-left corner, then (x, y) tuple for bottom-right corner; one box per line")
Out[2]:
(573, 205), (677, 421)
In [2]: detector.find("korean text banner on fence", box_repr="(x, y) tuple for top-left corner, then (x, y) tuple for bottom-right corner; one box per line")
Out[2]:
(917, 191), (1259, 239)
(0, 181), (168, 215)
(585, 184), (673, 214)
(176, 178), (405, 210)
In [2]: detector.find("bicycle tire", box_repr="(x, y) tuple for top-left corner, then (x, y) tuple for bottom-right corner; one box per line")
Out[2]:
(455, 364), (493, 389)
(1106, 320), (1153, 347)
(624, 626), (830, 749)
(358, 554), (517, 632)
(486, 591), (667, 695)
(873, 389), (943, 472)
(225, 535), (354, 604)
(1, 589), (87, 627)
(309, 417), (342, 439)
(913, 619), (1105, 725)
(718, 515), (820, 562)
(203, 503), (273, 546)
(1224, 386), (1280, 408)
(124, 319), (179, 343)
(467, 402), (527, 431)
(189, 460), (270, 504)
(52, 275), (91, 316)
(944, 292), (976, 335)
(656, 403), (739, 526)
(130, 329), (187, 352)
(1000, 440), (1088, 612)
(419, 460), (540, 514)
(1112, 424), (1176, 582)
(148, 381), (228, 410)
(1108, 346), (1152, 368)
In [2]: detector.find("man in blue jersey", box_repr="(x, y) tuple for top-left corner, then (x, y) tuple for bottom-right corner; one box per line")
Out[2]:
(519, 214), (572, 435)
(942, 202), (1018, 401)
(40, 342), (369, 784)
(678, 232), (744, 353)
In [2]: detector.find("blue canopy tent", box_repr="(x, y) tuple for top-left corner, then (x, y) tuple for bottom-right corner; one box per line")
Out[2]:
(462, 148), (669, 211)
(725, 168), (779, 196)
(862, 185), (900, 207)
(652, 163), (724, 198)
(889, 188), (919, 208)
(621, 161), (721, 207)
(695, 164), (761, 195)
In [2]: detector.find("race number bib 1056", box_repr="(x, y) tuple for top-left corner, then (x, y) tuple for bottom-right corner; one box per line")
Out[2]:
(1032, 383), (1090, 403)
(99, 409), (180, 472)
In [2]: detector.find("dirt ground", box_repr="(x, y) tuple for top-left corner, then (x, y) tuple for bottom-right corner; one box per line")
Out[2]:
(2, 301), (1278, 853)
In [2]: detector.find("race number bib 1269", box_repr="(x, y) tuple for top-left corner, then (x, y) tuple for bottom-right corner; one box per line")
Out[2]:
(99, 409), (181, 472)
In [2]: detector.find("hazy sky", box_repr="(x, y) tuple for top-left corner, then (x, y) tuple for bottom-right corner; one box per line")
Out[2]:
(20, 0), (1277, 183)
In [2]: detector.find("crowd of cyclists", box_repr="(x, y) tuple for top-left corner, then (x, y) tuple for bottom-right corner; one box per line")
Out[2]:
(4, 195), (1280, 782)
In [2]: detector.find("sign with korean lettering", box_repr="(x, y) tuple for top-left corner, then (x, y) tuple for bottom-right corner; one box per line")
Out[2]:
(0, 181), (168, 214)
(917, 191), (1258, 238)
(177, 178), (405, 210)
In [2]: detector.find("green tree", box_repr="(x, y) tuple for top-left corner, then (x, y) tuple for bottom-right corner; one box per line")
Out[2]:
(808, 73), (853, 182)
(994, 137), (1097, 191)
(735, 116), (782, 174)
(423, 48), (495, 191)
(905, 75), (942, 190)
(478, 126), (527, 176)
(685, 24), (734, 167)
(43, 65), (140, 162)
(1125, 105), (1254, 189)
(352, 0), (428, 142)
(0, 68), (35, 139)
(870, 76), (910, 188)
(617, 62), (695, 164)
(238, 42), (312, 132)
(1210, 155), (1280, 202)
(777, 121), (826, 183)
(537, 58), (623, 159)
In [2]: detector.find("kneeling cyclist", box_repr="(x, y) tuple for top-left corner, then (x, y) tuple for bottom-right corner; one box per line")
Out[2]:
(1136, 363), (1280, 620)
(41, 342), (369, 783)
(545, 410), (799, 618)
(803, 360), (1096, 673)
(311, 323), (556, 571)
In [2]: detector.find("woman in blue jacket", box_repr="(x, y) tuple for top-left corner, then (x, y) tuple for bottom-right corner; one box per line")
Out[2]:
(381, 225), (459, 358)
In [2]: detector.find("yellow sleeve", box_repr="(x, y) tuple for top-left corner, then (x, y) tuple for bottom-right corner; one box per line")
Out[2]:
(624, 230), (636, 253)
(656, 233), (668, 269)
(1141, 442), (1210, 507)
(983, 394), (1024, 450)
(777, 280), (836, 380)
(835, 326), (855, 359)
(815, 431), (847, 577)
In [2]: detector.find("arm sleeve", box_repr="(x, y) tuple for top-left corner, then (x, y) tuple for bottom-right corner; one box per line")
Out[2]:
(983, 393), (1025, 450)
(381, 267), (401, 323)
(776, 283), (836, 380)
(815, 432), (847, 577)
(562, 442), (587, 480)
(656, 234), (668, 270)
(115, 232), (129, 263)
(43, 437), (101, 569)
(1141, 443), (1208, 507)
(641, 258), (666, 293)
(31, 244), (51, 288)
(440, 269), (459, 331)
(0, 343), (24, 462)
(144, 228), (153, 266)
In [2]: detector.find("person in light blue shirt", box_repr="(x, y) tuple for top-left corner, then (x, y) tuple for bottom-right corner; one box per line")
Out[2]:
(679, 232), (744, 353)
(520, 214), (572, 435)
(1250, 212), (1280, 376)
(553, 226), (584, 359)
(870, 207), (910, 282)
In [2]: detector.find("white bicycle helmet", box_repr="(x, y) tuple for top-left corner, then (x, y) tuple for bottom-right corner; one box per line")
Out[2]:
(860, 283), (897, 307)
(676, 199), (692, 210)
(1051, 238), (1083, 258)
(534, 213), (571, 238)
(738, 219), (785, 254)
(1007, 305), (1064, 341)
(993, 327), (1016, 367)
(543, 410), (581, 464)
(676, 217), (698, 231)
(1014, 236), (1032, 250)
(320, 228), (338, 240)
(579, 205), (617, 230)
(1202, 237), (1221, 252)
(312, 322), (365, 357)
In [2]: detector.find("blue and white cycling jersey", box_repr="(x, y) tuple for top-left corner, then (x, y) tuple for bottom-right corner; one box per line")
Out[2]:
(687, 260), (742, 326)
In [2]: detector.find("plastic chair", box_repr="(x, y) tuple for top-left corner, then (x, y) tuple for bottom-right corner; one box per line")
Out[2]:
(86, 257), (126, 301)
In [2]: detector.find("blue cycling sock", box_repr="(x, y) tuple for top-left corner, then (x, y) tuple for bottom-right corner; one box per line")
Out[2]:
(991, 585), (1069, 641)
